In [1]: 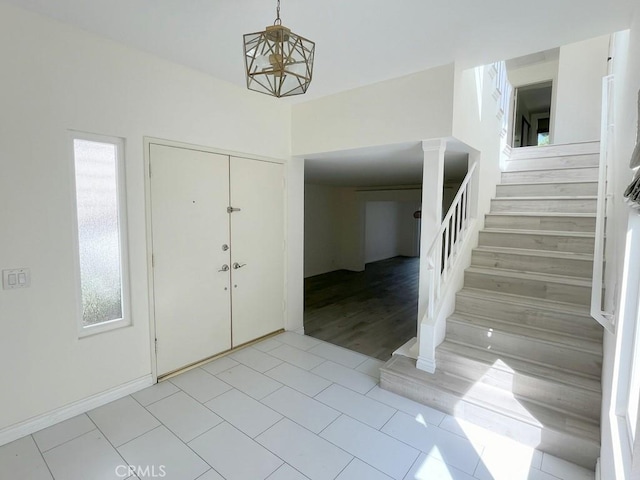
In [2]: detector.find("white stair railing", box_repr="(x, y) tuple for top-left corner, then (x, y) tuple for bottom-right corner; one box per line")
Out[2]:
(592, 74), (615, 333)
(426, 161), (478, 321)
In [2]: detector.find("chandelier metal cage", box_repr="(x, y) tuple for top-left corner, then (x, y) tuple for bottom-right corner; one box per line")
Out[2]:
(243, 0), (315, 98)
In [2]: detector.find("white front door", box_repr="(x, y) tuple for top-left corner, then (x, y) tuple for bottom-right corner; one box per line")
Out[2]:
(150, 144), (232, 376)
(229, 157), (285, 346)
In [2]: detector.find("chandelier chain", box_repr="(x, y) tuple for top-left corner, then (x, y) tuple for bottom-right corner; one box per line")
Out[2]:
(274, 0), (282, 25)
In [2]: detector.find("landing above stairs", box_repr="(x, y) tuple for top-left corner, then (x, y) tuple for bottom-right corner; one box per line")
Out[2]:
(381, 142), (603, 470)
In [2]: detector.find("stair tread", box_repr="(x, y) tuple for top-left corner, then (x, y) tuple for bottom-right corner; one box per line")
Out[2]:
(383, 355), (600, 441)
(457, 288), (593, 316)
(502, 165), (599, 173)
(496, 181), (598, 186)
(474, 245), (594, 261)
(447, 312), (602, 353)
(483, 228), (595, 238)
(466, 266), (592, 286)
(493, 196), (597, 200)
(437, 340), (602, 392)
(486, 212), (596, 217)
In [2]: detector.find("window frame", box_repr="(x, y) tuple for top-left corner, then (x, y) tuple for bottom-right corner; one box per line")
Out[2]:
(69, 131), (131, 338)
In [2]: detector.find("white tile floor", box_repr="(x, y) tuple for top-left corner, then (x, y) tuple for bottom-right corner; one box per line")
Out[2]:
(1, 332), (596, 480)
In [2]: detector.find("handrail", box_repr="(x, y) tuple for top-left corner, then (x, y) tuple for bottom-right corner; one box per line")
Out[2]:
(425, 161), (478, 320)
(591, 74), (615, 333)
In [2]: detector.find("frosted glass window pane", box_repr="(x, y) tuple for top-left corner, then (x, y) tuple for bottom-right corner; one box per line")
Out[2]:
(73, 139), (123, 326)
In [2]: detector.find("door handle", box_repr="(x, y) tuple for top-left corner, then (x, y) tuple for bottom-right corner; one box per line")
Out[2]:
(218, 264), (229, 272)
(233, 262), (246, 270)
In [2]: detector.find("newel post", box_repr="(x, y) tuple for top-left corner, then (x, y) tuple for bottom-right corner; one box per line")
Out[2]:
(414, 139), (446, 373)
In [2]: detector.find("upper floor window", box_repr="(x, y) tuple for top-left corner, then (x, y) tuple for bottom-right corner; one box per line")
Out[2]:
(71, 133), (130, 336)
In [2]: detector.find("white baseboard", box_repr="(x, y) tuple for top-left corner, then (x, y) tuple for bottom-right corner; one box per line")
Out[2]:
(0, 374), (153, 447)
(416, 356), (436, 373)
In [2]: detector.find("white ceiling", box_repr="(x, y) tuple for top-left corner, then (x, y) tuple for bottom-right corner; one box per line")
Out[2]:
(3, 0), (635, 101)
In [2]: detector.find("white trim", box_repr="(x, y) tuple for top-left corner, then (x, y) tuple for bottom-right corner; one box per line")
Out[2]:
(144, 136), (285, 165)
(69, 131), (132, 338)
(0, 375), (153, 447)
(595, 458), (601, 480)
(416, 356), (436, 373)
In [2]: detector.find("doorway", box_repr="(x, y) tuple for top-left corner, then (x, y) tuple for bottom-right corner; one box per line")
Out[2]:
(512, 81), (553, 147)
(302, 143), (424, 360)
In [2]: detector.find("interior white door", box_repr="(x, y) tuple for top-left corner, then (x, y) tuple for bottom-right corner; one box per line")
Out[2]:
(150, 144), (231, 376)
(229, 157), (285, 346)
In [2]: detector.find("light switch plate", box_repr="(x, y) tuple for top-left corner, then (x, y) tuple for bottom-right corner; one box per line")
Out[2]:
(2, 268), (30, 289)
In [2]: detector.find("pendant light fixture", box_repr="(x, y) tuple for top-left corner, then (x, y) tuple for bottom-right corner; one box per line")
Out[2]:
(243, 0), (315, 98)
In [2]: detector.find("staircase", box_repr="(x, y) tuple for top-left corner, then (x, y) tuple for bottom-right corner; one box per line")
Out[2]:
(381, 142), (603, 469)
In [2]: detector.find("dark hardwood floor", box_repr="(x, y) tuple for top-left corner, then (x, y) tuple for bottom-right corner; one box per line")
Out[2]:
(304, 256), (419, 361)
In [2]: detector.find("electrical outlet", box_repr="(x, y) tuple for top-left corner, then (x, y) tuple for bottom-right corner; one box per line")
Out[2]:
(2, 268), (31, 289)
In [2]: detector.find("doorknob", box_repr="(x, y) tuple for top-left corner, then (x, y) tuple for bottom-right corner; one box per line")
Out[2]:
(218, 264), (229, 272)
(233, 262), (246, 269)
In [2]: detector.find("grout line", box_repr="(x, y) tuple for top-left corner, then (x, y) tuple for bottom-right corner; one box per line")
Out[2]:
(32, 415), (97, 454)
(30, 434), (57, 479)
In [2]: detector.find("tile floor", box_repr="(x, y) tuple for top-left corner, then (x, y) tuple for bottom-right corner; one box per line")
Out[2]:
(1, 331), (596, 480)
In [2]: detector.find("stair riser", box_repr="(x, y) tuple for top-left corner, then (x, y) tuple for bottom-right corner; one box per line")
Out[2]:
(496, 182), (598, 198)
(454, 293), (602, 340)
(509, 143), (600, 160)
(491, 198), (597, 214)
(380, 369), (599, 469)
(479, 231), (594, 254)
(464, 271), (591, 305)
(502, 168), (599, 184)
(471, 250), (593, 278)
(484, 215), (596, 232)
(436, 349), (601, 420)
(446, 322), (601, 377)
(504, 154), (599, 171)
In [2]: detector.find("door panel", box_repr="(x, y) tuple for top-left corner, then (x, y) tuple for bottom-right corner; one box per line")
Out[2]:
(150, 144), (231, 376)
(230, 157), (285, 346)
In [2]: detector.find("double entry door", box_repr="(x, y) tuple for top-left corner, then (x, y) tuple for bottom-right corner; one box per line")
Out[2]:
(149, 143), (284, 376)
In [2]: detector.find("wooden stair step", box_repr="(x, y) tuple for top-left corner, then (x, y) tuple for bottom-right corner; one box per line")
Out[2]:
(502, 167), (599, 184)
(380, 355), (600, 469)
(437, 340), (601, 392)
(479, 228), (595, 254)
(504, 154), (599, 172)
(464, 266), (592, 306)
(446, 317), (601, 377)
(448, 312), (601, 353)
(491, 196), (597, 214)
(508, 142), (600, 160)
(436, 341), (601, 421)
(454, 288), (601, 340)
(496, 182), (598, 198)
(472, 245), (594, 278)
(484, 213), (596, 232)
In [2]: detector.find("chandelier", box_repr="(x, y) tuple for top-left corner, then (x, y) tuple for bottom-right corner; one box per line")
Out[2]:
(243, 0), (315, 98)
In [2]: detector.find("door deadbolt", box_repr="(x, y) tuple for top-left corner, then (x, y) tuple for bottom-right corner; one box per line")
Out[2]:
(218, 264), (229, 272)
(222, 244), (229, 251)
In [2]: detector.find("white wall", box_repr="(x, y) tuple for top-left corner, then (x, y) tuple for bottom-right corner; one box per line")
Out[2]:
(304, 186), (422, 277)
(397, 203), (422, 257)
(365, 202), (400, 263)
(599, 14), (640, 480)
(304, 184), (343, 277)
(0, 3), (291, 435)
(452, 64), (504, 232)
(291, 65), (455, 156)
(554, 35), (610, 144)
